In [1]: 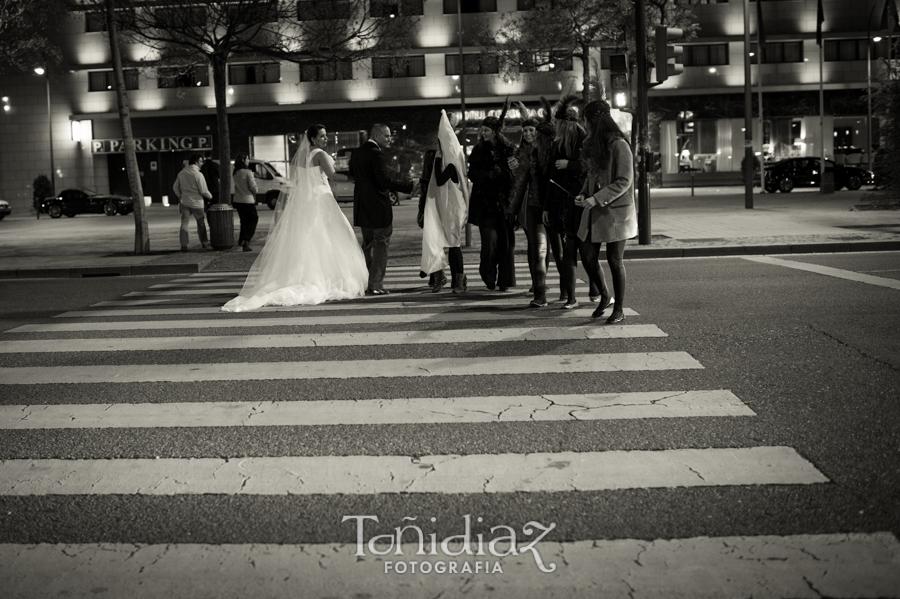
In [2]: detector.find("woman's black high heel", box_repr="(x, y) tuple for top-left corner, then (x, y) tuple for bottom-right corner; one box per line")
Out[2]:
(591, 296), (613, 319)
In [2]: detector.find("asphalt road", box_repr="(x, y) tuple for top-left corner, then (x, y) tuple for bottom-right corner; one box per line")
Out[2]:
(0, 253), (898, 596)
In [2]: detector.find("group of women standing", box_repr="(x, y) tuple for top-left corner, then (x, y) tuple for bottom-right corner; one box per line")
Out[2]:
(465, 96), (636, 324)
(221, 98), (635, 326)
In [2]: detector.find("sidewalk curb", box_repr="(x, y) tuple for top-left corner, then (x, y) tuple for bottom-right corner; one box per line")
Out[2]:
(1, 241), (897, 279)
(623, 240), (900, 260)
(0, 262), (202, 280)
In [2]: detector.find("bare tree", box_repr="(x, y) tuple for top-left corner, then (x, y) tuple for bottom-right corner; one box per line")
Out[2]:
(104, 0), (150, 253)
(478, 0), (698, 104)
(0, 0), (67, 73)
(87, 0), (418, 203)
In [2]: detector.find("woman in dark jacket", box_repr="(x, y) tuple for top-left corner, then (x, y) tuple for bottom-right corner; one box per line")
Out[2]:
(542, 96), (601, 309)
(509, 111), (554, 306)
(467, 114), (516, 291)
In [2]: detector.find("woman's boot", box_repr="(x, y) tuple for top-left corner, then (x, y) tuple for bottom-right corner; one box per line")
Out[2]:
(452, 273), (467, 294)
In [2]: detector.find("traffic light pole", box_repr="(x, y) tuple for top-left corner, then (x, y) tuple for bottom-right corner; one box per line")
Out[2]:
(636, 0), (651, 245)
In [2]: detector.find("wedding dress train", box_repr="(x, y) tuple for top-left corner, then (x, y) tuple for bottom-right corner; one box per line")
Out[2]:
(222, 139), (368, 312)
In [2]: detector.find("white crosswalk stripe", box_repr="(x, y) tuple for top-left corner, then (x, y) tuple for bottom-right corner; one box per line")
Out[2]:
(0, 447), (826, 495)
(0, 324), (667, 353)
(11, 309), (640, 332)
(2, 267), (897, 597)
(0, 353), (703, 384)
(60, 292), (615, 315)
(3, 534), (898, 599)
(0, 390), (754, 428)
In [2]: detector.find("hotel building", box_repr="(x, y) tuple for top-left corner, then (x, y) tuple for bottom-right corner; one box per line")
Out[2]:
(0, 0), (890, 212)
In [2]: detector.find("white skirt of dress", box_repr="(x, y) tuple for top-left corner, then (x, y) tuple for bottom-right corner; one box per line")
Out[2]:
(222, 181), (368, 312)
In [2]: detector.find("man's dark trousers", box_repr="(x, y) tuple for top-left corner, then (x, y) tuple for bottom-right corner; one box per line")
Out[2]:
(361, 225), (392, 291)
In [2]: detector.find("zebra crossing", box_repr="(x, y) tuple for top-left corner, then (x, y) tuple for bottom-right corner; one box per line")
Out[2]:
(1, 264), (898, 598)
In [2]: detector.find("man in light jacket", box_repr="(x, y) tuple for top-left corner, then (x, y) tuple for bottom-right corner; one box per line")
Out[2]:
(173, 153), (213, 252)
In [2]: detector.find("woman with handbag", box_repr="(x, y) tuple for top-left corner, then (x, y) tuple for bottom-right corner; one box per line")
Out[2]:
(574, 99), (636, 324)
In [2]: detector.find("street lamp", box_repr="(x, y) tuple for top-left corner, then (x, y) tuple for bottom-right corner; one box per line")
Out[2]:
(34, 67), (56, 198)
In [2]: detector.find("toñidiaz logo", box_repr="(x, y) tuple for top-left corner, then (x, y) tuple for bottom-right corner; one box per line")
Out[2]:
(342, 515), (557, 574)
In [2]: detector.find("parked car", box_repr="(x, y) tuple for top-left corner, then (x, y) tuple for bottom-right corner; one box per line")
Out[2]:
(330, 150), (355, 203)
(41, 188), (134, 218)
(764, 157), (874, 193)
(0, 199), (10, 220)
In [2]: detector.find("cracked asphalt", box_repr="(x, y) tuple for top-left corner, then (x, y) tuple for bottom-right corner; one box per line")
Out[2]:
(0, 250), (898, 596)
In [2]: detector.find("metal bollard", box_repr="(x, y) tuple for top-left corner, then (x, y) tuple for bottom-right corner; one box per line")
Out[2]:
(207, 203), (235, 250)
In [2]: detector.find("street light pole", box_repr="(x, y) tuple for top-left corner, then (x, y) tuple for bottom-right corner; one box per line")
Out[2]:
(35, 68), (56, 197)
(743, 0), (754, 208)
(867, 4), (878, 175)
(456, 0), (466, 129)
(635, 0), (651, 244)
(457, 0), (472, 247)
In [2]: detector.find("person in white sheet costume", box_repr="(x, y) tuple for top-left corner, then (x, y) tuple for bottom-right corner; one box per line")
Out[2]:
(419, 110), (470, 293)
(222, 124), (368, 311)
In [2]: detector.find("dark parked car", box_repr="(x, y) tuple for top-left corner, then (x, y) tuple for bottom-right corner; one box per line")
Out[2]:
(0, 199), (10, 220)
(764, 157), (874, 193)
(41, 188), (134, 218)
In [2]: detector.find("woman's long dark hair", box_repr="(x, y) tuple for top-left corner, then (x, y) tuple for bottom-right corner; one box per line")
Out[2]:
(533, 132), (553, 173)
(581, 103), (627, 178)
(306, 123), (325, 146)
(233, 152), (249, 174)
(553, 118), (584, 160)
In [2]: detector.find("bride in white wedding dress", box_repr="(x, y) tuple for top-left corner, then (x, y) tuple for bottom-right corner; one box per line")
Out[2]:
(222, 125), (368, 312)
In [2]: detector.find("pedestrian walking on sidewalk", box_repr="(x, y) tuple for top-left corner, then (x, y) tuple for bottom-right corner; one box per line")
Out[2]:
(200, 151), (220, 209)
(574, 99), (636, 324)
(173, 153), (212, 252)
(232, 152), (259, 252)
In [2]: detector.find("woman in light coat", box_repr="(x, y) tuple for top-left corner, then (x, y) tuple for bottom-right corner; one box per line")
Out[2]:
(232, 152), (259, 251)
(574, 100), (637, 324)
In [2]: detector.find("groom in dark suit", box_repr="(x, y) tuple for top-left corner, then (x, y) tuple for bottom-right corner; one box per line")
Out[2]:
(350, 123), (418, 295)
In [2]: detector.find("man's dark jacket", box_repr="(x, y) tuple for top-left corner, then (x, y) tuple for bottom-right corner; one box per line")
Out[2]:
(200, 159), (220, 196)
(349, 140), (414, 229)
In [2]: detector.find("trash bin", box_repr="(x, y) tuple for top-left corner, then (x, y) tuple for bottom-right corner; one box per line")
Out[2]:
(207, 203), (235, 250)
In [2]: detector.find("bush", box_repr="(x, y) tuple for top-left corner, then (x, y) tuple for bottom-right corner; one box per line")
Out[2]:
(33, 175), (52, 201)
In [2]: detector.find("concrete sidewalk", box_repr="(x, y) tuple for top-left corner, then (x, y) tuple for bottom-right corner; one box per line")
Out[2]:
(0, 186), (897, 279)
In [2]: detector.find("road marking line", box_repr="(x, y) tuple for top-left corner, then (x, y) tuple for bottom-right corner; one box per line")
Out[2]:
(0, 325), (666, 353)
(12, 309), (638, 332)
(0, 352), (702, 384)
(742, 256), (900, 290)
(151, 270), (549, 288)
(0, 390), (750, 429)
(0, 447), (825, 495)
(121, 283), (577, 297)
(3, 534), (895, 597)
(61, 294), (602, 316)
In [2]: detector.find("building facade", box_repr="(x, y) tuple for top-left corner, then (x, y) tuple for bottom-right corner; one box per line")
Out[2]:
(652, 0), (891, 186)
(0, 0), (891, 212)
